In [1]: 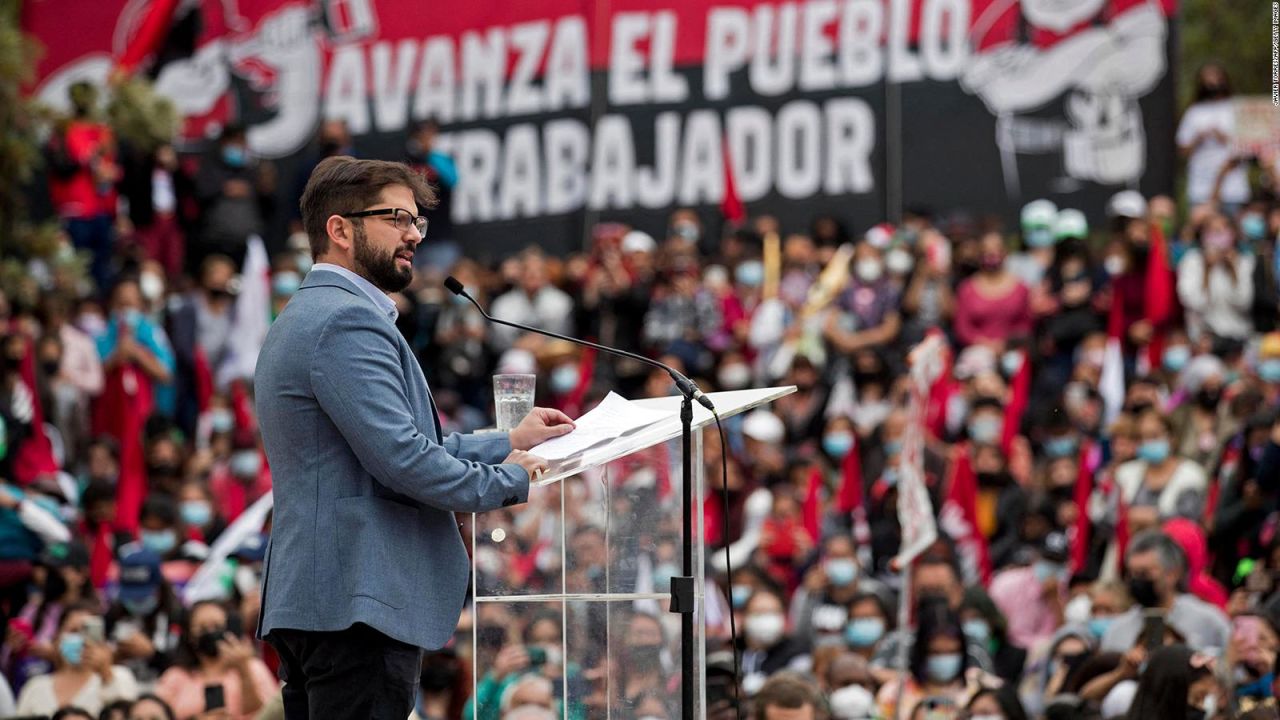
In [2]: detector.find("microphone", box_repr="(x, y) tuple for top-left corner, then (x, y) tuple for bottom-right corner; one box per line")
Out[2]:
(444, 276), (715, 411)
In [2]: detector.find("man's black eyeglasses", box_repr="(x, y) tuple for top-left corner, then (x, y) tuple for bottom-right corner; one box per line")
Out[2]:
(342, 207), (428, 237)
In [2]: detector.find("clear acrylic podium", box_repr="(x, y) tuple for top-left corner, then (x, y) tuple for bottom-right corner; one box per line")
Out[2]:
(469, 387), (794, 720)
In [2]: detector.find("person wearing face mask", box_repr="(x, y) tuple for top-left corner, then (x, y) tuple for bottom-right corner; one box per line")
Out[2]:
(104, 547), (184, 683)
(790, 535), (887, 644)
(739, 587), (811, 695)
(1114, 411), (1208, 535)
(902, 229), (955, 347)
(1099, 530), (1230, 655)
(14, 603), (139, 715)
(952, 232), (1031, 350)
(824, 234), (903, 358)
(1177, 212), (1255, 344)
(876, 596), (971, 719)
(155, 600), (277, 719)
(1124, 644), (1223, 720)
(990, 531), (1070, 652)
(193, 123), (276, 269)
(8, 541), (96, 686)
(1177, 63), (1248, 210)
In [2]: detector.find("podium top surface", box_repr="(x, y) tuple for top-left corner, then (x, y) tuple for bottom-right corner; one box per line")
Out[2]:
(534, 385), (796, 486)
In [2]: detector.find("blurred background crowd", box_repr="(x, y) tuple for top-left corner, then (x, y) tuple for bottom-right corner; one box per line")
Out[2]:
(1, 20), (1280, 720)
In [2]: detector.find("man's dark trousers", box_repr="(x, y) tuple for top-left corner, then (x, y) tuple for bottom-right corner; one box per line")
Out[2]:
(268, 623), (422, 720)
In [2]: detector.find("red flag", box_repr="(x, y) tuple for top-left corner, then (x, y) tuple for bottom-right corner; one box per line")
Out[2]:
(92, 366), (153, 535)
(1069, 440), (1097, 574)
(1000, 350), (1031, 456)
(942, 446), (991, 585)
(720, 136), (746, 225)
(113, 0), (182, 75)
(1143, 220), (1175, 369)
(13, 336), (60, 484)
(1103, 470), (1131, 577)
(835, 441), (863, 514)
(194, 346), (213, 414)
(87, 521), (113, 589)
(802, 466), (823, 544)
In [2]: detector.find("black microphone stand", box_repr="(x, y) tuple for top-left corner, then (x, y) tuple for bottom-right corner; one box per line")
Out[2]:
(446, 277), (706, 720)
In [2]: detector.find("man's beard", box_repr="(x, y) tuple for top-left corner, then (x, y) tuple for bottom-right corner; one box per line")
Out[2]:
(353, 221), (413, 293)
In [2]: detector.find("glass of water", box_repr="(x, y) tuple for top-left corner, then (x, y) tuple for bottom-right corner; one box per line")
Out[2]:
(493, 374), (536, 431)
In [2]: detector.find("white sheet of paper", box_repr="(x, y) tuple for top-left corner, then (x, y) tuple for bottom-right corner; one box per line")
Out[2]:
(529, 392), (676, 460)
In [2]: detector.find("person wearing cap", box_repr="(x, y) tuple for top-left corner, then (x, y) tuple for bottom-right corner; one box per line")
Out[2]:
(254, 158), (571, 719)
(1007, 199), (1058, 289)
(989, 531), (1071, 651)
(105, 547), (183, 683)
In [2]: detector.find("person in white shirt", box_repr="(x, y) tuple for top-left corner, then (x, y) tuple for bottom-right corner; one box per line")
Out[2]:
(15, 603), (139, 716)
(1177, 212), (1254, 343)
(488, 251), (573, 352)
(1176, 63), (1250, 211)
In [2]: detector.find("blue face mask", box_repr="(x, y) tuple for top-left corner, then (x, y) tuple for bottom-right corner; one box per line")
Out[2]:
(730, 585), (752, 609)
(141, 529), (177, 555)
(296, 252), (314, 273)
(1025, 228), (1056, 248)
(222, 145), (248, 168)
(968, 417), (1001, 445)
(653, 562), (679, 592)
(824, 558), (858, 587)
(735, 261), (764, 288)
(181, 500), (212, 527)
(926, 653), (963, 683)
(1044, 436), (1078, 458)
(1242, 214), (1267, 241)
(823, 433), (854, 459)
(884, 440), (902, 456)
(272, 271), (301, 297)
(1001, 351), (1023, 377)
(882, 467), (899, 487)
(550, 365), (579, 395)
(1163, 346), (1191, 372)
(210, 409), (234, 434)
(59, 632), (85, 665)
(1137, 439), (1171, 464)
(123, 594), (159, 617)
(118, 308), (143, 329)
(1088, 616), (1114, 640)
(845, 617), (885, 648)
(962, 619), (991, 644)
(1259, 359), (1280, 383)
(1034, 560), (1064, 583)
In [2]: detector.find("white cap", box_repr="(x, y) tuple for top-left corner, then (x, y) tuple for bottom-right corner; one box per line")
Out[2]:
(742, 410), (785, 443)
(864, 223), (895, 249)
(621, 230), (656, 254)
(1020, 199), (1058, 230)
(1053, 208), (1089, 240)
(829, 685), (877, 720)
(1107, 190), (1148, 219)
(496, 348), (537, 375)
(954, 345), (997, 380)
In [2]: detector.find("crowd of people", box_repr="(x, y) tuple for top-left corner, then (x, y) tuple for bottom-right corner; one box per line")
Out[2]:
(1, 64), (1279, 720)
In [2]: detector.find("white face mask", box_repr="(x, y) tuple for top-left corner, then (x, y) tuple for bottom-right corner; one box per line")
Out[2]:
(886, 248), (914, 275)
(1104, 255), (1127, 276)
(745, 612), (785, 647)
(718, 363), (751, 390)
(140, 273), (165, 301)
(855, 259), (884, 283)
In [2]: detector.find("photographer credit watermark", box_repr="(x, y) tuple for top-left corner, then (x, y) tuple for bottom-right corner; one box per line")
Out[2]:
(1273, 2), (1279, 105)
